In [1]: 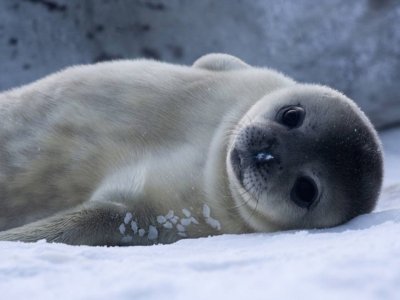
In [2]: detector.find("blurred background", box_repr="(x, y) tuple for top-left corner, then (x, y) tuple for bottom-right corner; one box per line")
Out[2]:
(0, 0), (399, 129)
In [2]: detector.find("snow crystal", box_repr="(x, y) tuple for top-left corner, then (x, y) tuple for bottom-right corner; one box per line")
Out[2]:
(176, 224), (185, 232)
(205, 217), (221, 231)
(191, 217), (199, 225)
(202, 204), (221, 230)
(182, 208), (191, 217)
(177, 232), (187, 237)
(202, 204), (211, 218)
(118, 223), (126, 235)
(130, 221), (138, 234)
(180, 218), (192, 226)
(165, 210), (174, 219)
(163, 221), (173, 229)
(147, 225), (158, 240)
(157, 215), (166, 224)
(124, 212), (133, 224)
(255, 152), (274, 162)
(121, 235), (133, 243)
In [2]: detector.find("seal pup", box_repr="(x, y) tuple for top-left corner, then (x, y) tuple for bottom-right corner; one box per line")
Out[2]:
(0, 53), (383, 245)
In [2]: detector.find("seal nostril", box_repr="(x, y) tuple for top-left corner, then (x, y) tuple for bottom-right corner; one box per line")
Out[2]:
(291, 176), (317, 209)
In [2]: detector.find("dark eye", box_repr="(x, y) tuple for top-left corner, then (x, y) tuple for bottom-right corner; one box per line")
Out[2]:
(290, 176), (318, 209)
(278, 106), (305, 128)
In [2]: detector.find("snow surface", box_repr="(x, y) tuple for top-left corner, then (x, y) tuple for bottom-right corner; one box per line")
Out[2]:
(0, 128), (400, 300)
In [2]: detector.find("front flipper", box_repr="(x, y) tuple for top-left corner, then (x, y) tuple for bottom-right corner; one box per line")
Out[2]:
(0, 201), (179, 246)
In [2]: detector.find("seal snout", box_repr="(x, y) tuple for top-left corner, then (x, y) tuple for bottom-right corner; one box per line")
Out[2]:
(230, 125), (280, 183)
(230, 146), (276, 183)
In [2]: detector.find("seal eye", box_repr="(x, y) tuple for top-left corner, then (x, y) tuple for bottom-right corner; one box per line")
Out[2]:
(290, 176), (318, 209)
(278, 106), (305, 128)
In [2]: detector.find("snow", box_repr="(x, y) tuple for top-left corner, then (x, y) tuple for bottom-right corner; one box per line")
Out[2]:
(182, 208), (191, 218)
(118, 223), (126, 235)
(123, 212), (133, 224)
(147, 226), (158, 241)
(156, 216), (166, 224)
(130, 221), (138, 234)
(0, 128), (400, 300)
(203, 204), (221, 231)
(138, 229), (145, 237)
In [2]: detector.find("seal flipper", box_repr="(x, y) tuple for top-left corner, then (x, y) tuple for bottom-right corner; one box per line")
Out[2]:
(0, 199), (183, 246)
(193, 53), (250, 71)
(0, 201), (132, 246)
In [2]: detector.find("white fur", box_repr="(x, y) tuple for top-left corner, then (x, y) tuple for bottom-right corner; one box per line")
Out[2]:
(0, 53), (381, 245)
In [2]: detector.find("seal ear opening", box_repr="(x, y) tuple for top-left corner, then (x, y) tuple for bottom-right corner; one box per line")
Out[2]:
(193, 53), (250, 71)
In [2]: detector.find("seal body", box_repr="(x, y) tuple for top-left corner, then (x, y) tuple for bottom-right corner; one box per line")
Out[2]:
(0, 54), (383, 245)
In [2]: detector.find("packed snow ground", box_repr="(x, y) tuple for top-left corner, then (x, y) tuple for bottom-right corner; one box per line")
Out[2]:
(0, 128), (399, 300)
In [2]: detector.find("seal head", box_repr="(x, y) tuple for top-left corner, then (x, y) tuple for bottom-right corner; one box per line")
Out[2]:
(227, 85), (383, 231)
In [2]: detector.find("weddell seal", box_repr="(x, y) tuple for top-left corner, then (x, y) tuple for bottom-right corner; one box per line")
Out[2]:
(0, 53), (383, 245)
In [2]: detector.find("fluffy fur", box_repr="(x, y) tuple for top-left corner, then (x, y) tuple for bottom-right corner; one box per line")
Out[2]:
(0, 54), (383, 245)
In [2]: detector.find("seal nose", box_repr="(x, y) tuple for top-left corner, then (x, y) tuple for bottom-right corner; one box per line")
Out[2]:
(231, 148), (274, 170)
(230, 147), (276, 182)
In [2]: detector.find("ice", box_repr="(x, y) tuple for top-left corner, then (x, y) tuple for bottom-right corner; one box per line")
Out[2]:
(156, 216), (166, 224)
(165, 210), (174, 220)
(182, 208), (191, 217)
(138, 229), (145, 237)
(130, 221), (138, 234)
(147, 225), (158, 240)
(202, 204), (221, 230)
(176, 224), (185, 232)
(205, 217), (221, 231)
(118, 223), (126, 235)
(255, 151), (274, 162)
(202, 204), (211, 218)
(121, 235), (133, 243)
(124, 212), (133, 224)
(180, 218), (192, 226)
(163, 221), (173, 229)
